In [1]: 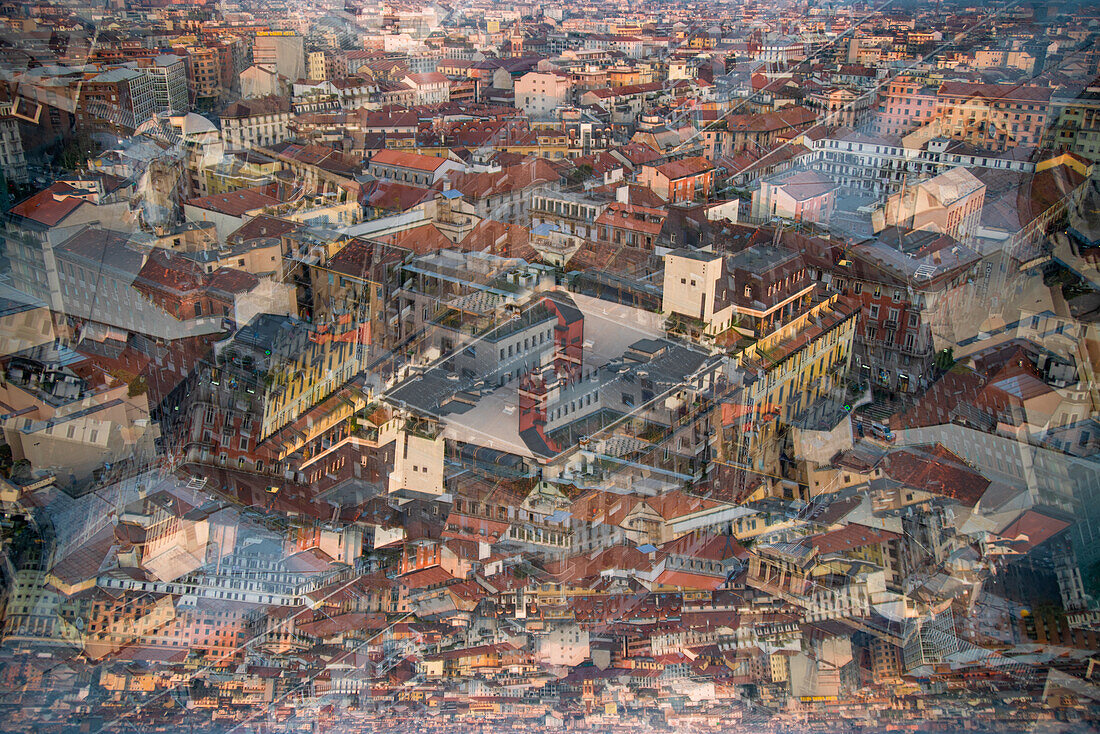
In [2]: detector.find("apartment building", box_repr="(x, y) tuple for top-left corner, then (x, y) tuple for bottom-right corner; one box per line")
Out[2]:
(833, 231), (980, 394)
(751, 168), (836, 225)
(872, 76), (938, 138)
(80, 67), (156, 133)
(0, 102), (28, 183)
(402, 73), (451, 106)
(183, 46), (222, 106)
(881, 166), (985, 244)
(935, 81), (1050, 152)
(220, 96), (293, 150)
(253, 32), (305, 83)
(146, 54), (189, 114)
(515, 71), (571, 120)
(530, 191), (606, 240)
(638, 157), (714, 204)
(1045, 84), (1100, 165)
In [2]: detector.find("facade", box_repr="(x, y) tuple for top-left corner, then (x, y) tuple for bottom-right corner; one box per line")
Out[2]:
(402, 73), (451, 106)
(80, 67), (156, 132)
(147, 54), (189, 114)
(515, 71), (571, 120)
(832, 232), (980, 394)
(639, 157), (714, 204)
(0, 103), (28, 183)
(751, 168), (836, 225)
(1046, 84), (1100, 165)
(253, 33), (306, 84)
(872, 76), (939, 138)
(935, 81), (1050, 152)
(881, 166), (985, 244)
(183, 46), (223, 106)
(220, 97), (293, 150)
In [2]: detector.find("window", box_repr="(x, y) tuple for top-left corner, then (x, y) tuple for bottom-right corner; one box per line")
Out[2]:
(854, 282), (863, 294)
(622, 393), (635, 408)
(869, 305), (879, 319)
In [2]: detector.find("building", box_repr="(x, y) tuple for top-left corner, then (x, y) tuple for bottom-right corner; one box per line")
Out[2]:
(220, 97), (293, 151)
(308, 51), (327, 81)
(80, 67), (156, 133)
(1045, 83), (1100, 166)
(751, 168), (836, 225)
(833, 231), (980, 394)
(5, 180), (132, 313)
(183, 46), (222, 107)
(515, 71), (571, 120)
(0, 102), (28, 183)
(662, 244), (815, 339)
(146, 54), (189, 114)
(368, 149), (463, 186)
(872, 76), (939, 138)
(880, 167), (985, 244)
(594, 201), (665, 250)
(253, 32), (305, 85)
(935, 81), (1050, 152)
(903, 609), (959, 673)
(638, 157), (714, 204)
(402, 73), (451, 106)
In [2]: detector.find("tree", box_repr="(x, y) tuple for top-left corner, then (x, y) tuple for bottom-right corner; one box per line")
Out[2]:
(0, 444), (11, 477)
(127, 376), (148, 398)
(55, 133), (100, 172)
(934, 347), (955, 371)
(567, 163), (593, 186)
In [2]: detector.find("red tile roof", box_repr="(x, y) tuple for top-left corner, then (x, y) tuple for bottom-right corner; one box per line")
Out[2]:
(405, 72), (447, 85)
(380, 223), (454, 254)
(879, 444), (991, 506)
(652, 155), (713, 180)
(9, 183), (86, 226)
(997, 510), (1071, 553)
(364, 180), (436, 211)
(938, 81), (1052, 103)
(186, 187), (281, 217)
(371, 148), (450, 172)
(808, 524), (900, 555)
(440, 158), (559, 200)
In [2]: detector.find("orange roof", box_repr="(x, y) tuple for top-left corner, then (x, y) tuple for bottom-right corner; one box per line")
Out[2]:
(371, 148), (449, 172)
(186, 188), (281, 216)
(652, 155), (713, 180)
(997, 510), (1071, 553)
(809, 524), (900, 555)
(9, 184), (85, 226)
(380, 222), (454, 254)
